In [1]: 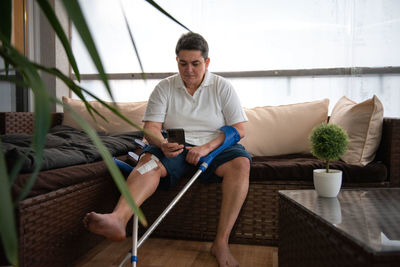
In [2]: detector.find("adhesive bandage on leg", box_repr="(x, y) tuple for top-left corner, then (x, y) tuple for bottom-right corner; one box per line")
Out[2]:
(137, 155), (159, 174)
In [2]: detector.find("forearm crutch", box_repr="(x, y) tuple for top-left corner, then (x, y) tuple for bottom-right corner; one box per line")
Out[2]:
(118, 126), (240, 267)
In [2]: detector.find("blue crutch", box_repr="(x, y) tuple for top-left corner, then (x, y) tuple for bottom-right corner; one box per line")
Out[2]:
(115, 126), (240, 267)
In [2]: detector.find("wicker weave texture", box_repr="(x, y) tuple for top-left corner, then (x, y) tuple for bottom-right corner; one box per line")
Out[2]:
(375, 118), (400, 186)
(279, 195), (400, 267)
(386, 118), (400, 186)
(18, 177), (119, 267)
(139, 180), (387, 246)
(11, 178), (394, 267)
(0, 112), (35, 134)
(0, 112), (63, 134)
(139, 180), (314, 246)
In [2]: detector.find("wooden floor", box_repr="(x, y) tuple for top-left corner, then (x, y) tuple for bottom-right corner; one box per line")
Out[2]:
(75, 238), (278, 267)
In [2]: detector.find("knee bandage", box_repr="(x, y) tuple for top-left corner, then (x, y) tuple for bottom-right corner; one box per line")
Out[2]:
(137, 154), (159, 174)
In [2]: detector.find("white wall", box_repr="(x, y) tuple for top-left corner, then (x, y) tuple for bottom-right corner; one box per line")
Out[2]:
(25, 0), (70, 112)
(54, 0), (70, 112)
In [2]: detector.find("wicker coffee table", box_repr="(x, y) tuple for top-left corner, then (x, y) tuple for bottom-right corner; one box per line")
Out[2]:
(278, 189), (400, 267)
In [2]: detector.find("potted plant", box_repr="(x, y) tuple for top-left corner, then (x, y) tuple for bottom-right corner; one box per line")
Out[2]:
(309, 123), (349, 197)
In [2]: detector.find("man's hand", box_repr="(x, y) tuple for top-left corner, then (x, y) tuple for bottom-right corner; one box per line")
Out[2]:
(185, 145), (210, 165)
(160, 139), (184, 158)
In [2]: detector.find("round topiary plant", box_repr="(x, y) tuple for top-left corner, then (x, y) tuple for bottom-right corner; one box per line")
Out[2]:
(309, 123), (349, 173)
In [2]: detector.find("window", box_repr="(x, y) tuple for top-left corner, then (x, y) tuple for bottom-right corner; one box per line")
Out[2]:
(0, 0), (26, 112)
(71, 0), (400, 116)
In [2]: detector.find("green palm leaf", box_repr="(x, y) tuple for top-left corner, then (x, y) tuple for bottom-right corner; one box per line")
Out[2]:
(36, 0), (81, 81)
(32, 63), (107, 122)
(0, 0), (12, 75)
(61, 0), (113, 100)
(0, 141), (18, 266)
(145, 0), (190, 31)
(8, 156), (26, 188)
(0, 0), (12, 43)
(120, 3), (145, 78)
(60, 100), (147, 226)
(0, 75), (29, 87)
(0, 39), (52, 202)
(32, 63), (162, 142)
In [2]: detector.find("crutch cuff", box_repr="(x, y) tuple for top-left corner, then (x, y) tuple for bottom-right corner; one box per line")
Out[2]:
(199, 125), (240, 166)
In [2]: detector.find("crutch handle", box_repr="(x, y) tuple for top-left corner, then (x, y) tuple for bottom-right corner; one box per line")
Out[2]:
(113, 157), (134, 174)
(199, 126), (241, 171)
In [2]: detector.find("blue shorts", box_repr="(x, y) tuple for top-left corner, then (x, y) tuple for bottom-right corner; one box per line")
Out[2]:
(141, 143), (251, 189)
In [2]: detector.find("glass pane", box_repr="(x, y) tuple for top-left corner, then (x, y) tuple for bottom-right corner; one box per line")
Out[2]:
(76, 74), (400, 117)
(73, 79), (160, 102)
(72, 0), (400, 118)
(0, 81), (16, 112)
(230, 75), (400, 117)
(0, 58), (17, 112)
(352, 0), (400, 67)
(72, 0), (400, 73)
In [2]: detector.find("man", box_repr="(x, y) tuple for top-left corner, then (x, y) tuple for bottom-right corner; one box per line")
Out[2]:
(84, 32), (251, 267)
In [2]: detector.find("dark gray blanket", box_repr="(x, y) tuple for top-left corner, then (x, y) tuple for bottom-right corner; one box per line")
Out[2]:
(1, 125), (143, 173)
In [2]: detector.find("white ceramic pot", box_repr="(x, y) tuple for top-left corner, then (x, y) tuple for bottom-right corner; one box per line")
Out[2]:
(313, 169), (342, 197)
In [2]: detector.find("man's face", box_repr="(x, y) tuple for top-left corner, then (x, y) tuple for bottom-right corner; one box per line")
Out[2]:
(176, 50), (210, 89)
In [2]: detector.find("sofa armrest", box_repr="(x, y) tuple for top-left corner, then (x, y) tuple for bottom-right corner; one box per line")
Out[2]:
(375, 117), (400, 186)
(0, 112), (63, 135)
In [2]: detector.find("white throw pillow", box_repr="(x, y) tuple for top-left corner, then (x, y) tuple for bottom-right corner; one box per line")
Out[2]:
(240, 99), (330, 156)
(329, 95), (384, 166)
(62, 96), (147, 133)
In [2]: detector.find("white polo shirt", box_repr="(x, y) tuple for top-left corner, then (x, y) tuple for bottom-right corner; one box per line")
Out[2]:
(143, 71), (247, 146)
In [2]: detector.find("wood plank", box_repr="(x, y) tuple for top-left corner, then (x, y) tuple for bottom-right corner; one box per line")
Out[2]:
(12, 0), (25, 54)
(75, 238), (278, 267)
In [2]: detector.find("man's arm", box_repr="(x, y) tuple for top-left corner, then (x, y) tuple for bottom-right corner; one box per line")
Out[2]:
(185, 122), (246, 165)
(143, 121), (165, 147)
(143, 121), (184, 158)
(232, 122), (246, 139)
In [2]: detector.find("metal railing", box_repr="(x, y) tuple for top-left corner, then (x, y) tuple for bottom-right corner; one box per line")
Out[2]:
(71, 66), (400, 80)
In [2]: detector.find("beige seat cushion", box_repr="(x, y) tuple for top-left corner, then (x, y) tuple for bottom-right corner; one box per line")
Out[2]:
(62, 96), (147, 133)
(240, 99), (329, 156)
(329, 95), (384, 166)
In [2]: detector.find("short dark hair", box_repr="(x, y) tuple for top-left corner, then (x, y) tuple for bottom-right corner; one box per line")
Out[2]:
(175, 32), (209, 59)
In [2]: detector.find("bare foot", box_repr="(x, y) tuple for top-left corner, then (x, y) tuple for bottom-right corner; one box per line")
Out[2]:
(211, 242), (239, 267)
(83, 212), (126, 241)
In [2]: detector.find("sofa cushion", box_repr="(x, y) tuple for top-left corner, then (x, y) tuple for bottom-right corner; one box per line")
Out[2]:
(250, 154), (387, 183)
(62, 96), (147, 133)
(240, 99), (329, 156)
(2, 125), (143, 173)
(12, 154), (139, 200)
(329, 95), (384, 166)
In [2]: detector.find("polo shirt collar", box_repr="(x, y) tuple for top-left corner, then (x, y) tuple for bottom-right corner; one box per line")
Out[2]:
(201, 71), (212, 87)
(176, 70), (213, 91)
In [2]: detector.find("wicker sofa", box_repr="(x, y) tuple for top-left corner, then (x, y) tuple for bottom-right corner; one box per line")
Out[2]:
(1, 111), (399, 267)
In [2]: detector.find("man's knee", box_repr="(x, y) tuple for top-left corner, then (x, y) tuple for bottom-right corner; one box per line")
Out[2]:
(216, 157), (250, 178)
(230, 157), (250, 174)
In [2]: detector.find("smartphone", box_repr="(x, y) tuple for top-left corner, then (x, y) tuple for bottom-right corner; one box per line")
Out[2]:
(167, 128), (185, 145)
